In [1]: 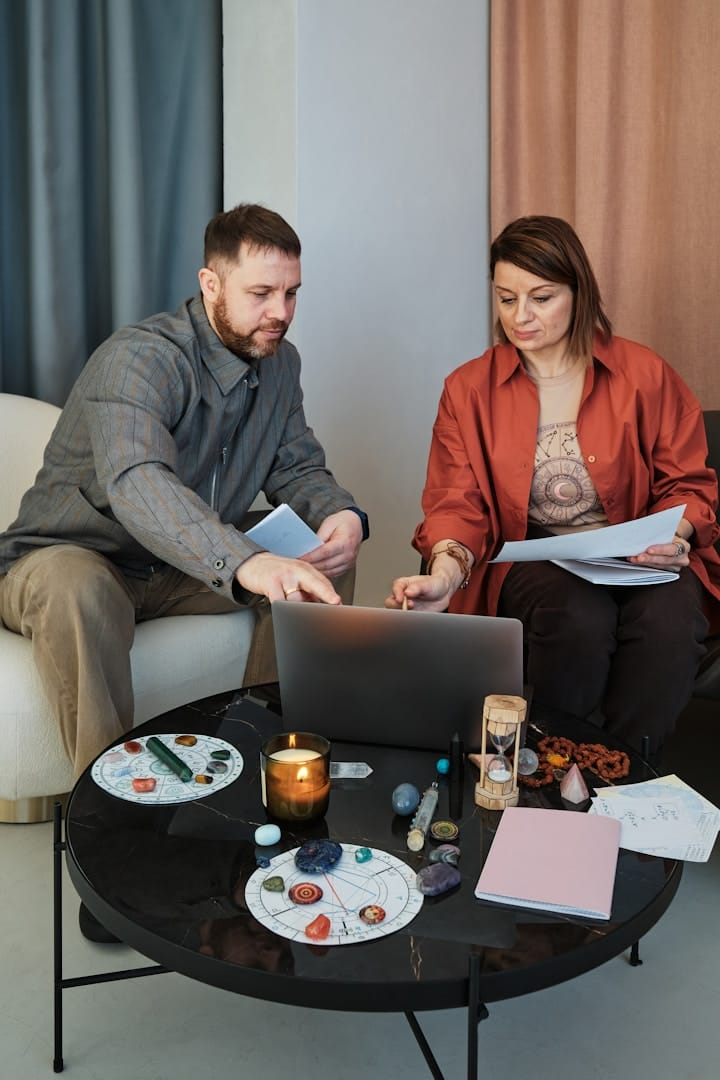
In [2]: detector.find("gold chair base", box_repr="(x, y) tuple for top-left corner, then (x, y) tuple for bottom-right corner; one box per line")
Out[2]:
(0, 792), (69, 824)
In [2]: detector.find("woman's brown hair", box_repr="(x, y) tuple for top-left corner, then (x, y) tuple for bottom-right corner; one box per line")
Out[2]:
(490, 216), (612, 360)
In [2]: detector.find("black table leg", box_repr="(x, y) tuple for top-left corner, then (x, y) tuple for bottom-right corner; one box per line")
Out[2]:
(466, 952), (489, 1079)
(53, 801), (65, 1073)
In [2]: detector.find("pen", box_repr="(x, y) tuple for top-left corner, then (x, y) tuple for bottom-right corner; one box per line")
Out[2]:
(146, 736), (193, 782)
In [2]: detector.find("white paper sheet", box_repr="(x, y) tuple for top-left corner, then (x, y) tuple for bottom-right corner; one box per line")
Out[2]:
(588, 774), (720, 862)
(245, 503), (322, 557)
(491, 504), (686, 562)
(551, 558), (678, 585)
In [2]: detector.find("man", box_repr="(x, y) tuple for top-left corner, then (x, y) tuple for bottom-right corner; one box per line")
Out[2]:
(0, 203), (368, 781)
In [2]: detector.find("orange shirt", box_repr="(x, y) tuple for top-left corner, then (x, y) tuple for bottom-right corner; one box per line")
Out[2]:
(414, 335), (720, 629)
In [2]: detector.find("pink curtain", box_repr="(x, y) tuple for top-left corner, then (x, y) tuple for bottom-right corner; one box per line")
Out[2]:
(491, 0), (720, 407)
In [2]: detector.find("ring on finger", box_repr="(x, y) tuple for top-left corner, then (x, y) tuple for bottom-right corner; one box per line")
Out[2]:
(675, 541), (686, 558)
(284, 586), (301, 598)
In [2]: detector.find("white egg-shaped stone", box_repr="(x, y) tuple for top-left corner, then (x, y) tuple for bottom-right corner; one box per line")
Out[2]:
(254, 824), (281, 846)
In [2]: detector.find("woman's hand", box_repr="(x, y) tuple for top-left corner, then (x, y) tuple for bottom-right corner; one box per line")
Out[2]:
(627, 530), (692, 571)
(385, 572), (457, 612)
(385, 540), (474, 612)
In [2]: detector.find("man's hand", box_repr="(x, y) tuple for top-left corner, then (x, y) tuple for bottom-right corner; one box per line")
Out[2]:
(300, 509), (363, 578)
(235, 551), (341, 604)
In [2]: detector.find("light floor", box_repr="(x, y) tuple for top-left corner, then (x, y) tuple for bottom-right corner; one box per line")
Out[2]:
(2, 699), (718, 1080)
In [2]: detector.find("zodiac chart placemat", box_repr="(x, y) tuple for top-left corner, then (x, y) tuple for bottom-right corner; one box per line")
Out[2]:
(245, 842), (423, 946)
(91, 734), (243, 805)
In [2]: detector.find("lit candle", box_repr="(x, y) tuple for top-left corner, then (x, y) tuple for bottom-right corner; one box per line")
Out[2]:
(260, 733), (331, 822)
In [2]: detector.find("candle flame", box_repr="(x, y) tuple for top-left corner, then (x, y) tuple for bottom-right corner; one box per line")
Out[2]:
(297, 766), (308, 782)
(289, 733), (296, 749)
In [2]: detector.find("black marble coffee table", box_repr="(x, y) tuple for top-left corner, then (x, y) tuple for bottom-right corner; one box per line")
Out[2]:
(55, 693), (682, 1079)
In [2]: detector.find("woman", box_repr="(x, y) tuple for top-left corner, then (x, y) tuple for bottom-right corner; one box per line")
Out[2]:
(386, 216), (720, 753)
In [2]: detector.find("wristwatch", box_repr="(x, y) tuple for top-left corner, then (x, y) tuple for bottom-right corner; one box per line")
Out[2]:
(345, 505), (370, 541)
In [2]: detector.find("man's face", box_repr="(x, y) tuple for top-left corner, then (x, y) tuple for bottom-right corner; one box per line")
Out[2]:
(201, 243), (301, 360)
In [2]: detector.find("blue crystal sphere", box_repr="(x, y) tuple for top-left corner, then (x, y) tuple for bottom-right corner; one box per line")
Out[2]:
(391, 783), (421, 816)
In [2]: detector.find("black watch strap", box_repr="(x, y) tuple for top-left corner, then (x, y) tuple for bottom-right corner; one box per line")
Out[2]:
(345, 505), (370, 541)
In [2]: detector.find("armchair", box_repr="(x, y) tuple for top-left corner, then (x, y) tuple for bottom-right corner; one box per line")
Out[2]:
(0, 394), (255, 822)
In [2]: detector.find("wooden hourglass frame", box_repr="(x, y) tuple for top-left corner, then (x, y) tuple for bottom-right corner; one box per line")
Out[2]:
(474, 694), (527, 811)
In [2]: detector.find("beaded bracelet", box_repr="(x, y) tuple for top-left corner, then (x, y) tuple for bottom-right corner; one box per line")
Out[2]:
(517, 736), (630, 786)
(426, 541), (472, 589)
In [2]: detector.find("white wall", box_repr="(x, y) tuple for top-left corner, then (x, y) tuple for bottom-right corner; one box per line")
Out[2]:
(223, 0), (490, 605)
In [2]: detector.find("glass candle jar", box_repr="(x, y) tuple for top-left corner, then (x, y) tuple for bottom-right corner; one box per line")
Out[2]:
(260, 732), (331, 822)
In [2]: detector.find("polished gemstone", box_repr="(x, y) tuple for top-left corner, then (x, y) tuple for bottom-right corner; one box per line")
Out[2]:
(254, 824), (281, 846)
(124, 741), (142, 754)
(359, 904), (386, 925)
(206, 760), (228, 774)
(560, 763), (590, 804)
(516, 747), (539, 776)
(391, 783), (420, 816)
(210, 749), (231, 760)
(435, 757), (450, 775)
(355, 847), (372, 863)
(430, 820), (459, 841)
(428, 843), (461, 866)
(295, 839), (342, 873)
(131, 777), (156, 793)
(262, 875), (285, 892)
(304, 914), (331, 940)
(194, 774), (213, 784)
(289, 882), (324, 905)
(256, 856), (270, 869)
(416, 863), (461, 896)
(175, 734), (197, 747)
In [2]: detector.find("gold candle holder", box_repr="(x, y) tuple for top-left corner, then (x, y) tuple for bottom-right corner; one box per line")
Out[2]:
(260, 732), (331, 822)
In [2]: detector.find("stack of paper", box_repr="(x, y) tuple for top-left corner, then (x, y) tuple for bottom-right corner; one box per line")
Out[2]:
(474, 806), (621, 920)
(492, 504), (685, 586)
(245, 503), (322, 558)
(588, 775), (720, 862)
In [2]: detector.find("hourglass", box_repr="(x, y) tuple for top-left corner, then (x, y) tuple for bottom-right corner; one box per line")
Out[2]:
(475, 695), (527, 810)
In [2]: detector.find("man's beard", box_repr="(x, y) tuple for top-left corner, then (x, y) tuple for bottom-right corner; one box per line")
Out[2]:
(213, 294), (288, 361)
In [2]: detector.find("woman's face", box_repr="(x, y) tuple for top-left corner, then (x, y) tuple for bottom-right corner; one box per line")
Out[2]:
(493, 262), (574, 366)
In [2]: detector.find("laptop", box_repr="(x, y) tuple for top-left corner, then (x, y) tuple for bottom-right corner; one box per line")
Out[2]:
(271, 601), (524, 752)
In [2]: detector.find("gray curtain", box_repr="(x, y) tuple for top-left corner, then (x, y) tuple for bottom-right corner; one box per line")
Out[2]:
(0, 0), (222, 404)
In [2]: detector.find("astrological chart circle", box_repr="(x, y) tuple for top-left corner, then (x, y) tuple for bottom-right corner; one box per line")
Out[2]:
(245, 844), (424, 946)
(91, 734), (243, 805)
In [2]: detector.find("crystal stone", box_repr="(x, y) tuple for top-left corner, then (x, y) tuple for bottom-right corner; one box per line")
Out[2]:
(560, 763), (590, 804)
(516, 747), (539, 776)
(295, 839), (343, 873)
(391, 783), (421, 816)
(428, 843), (461, 866)
(416, 863), (461, 896)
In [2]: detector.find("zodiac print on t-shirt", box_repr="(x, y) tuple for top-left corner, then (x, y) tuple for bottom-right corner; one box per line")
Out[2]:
(528, 421), (605, 528)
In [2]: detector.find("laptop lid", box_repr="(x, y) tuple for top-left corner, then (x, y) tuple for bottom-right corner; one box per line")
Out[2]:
(271, 601), (524, 752)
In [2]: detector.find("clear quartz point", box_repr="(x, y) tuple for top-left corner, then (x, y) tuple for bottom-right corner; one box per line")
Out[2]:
(329, 762), (373, 779)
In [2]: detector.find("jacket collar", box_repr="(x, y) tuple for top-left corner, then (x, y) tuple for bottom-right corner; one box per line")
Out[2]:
(495, 332), (618, 385)
(188, 295), (260, 394)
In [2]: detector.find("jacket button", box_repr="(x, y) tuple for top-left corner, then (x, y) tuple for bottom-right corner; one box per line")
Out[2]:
(214, 559), (225, 570)
(211, 578), (222, 588)
(587, 454), (596, 463)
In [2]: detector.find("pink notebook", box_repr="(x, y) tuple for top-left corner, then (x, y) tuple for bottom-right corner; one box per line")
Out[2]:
(474, 806), (621, 920)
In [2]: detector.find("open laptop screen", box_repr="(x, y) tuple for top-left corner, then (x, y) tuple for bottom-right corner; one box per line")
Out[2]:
(271, 602), (524, 752)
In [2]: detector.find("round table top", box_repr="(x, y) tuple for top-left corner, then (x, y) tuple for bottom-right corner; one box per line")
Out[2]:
(64, 695), (681, 1014)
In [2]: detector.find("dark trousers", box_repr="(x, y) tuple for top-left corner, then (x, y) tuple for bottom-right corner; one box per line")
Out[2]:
(497, 560), (708, 753)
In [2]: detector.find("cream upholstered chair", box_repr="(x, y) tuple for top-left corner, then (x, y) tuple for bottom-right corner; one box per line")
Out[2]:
(0, 393), (256, 822)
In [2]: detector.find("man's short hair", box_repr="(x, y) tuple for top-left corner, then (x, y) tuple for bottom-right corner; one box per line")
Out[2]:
(204, 204), (301, 268)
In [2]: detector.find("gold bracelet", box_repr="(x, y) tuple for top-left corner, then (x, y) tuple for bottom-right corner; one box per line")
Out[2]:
(426, 541), (472, 589)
